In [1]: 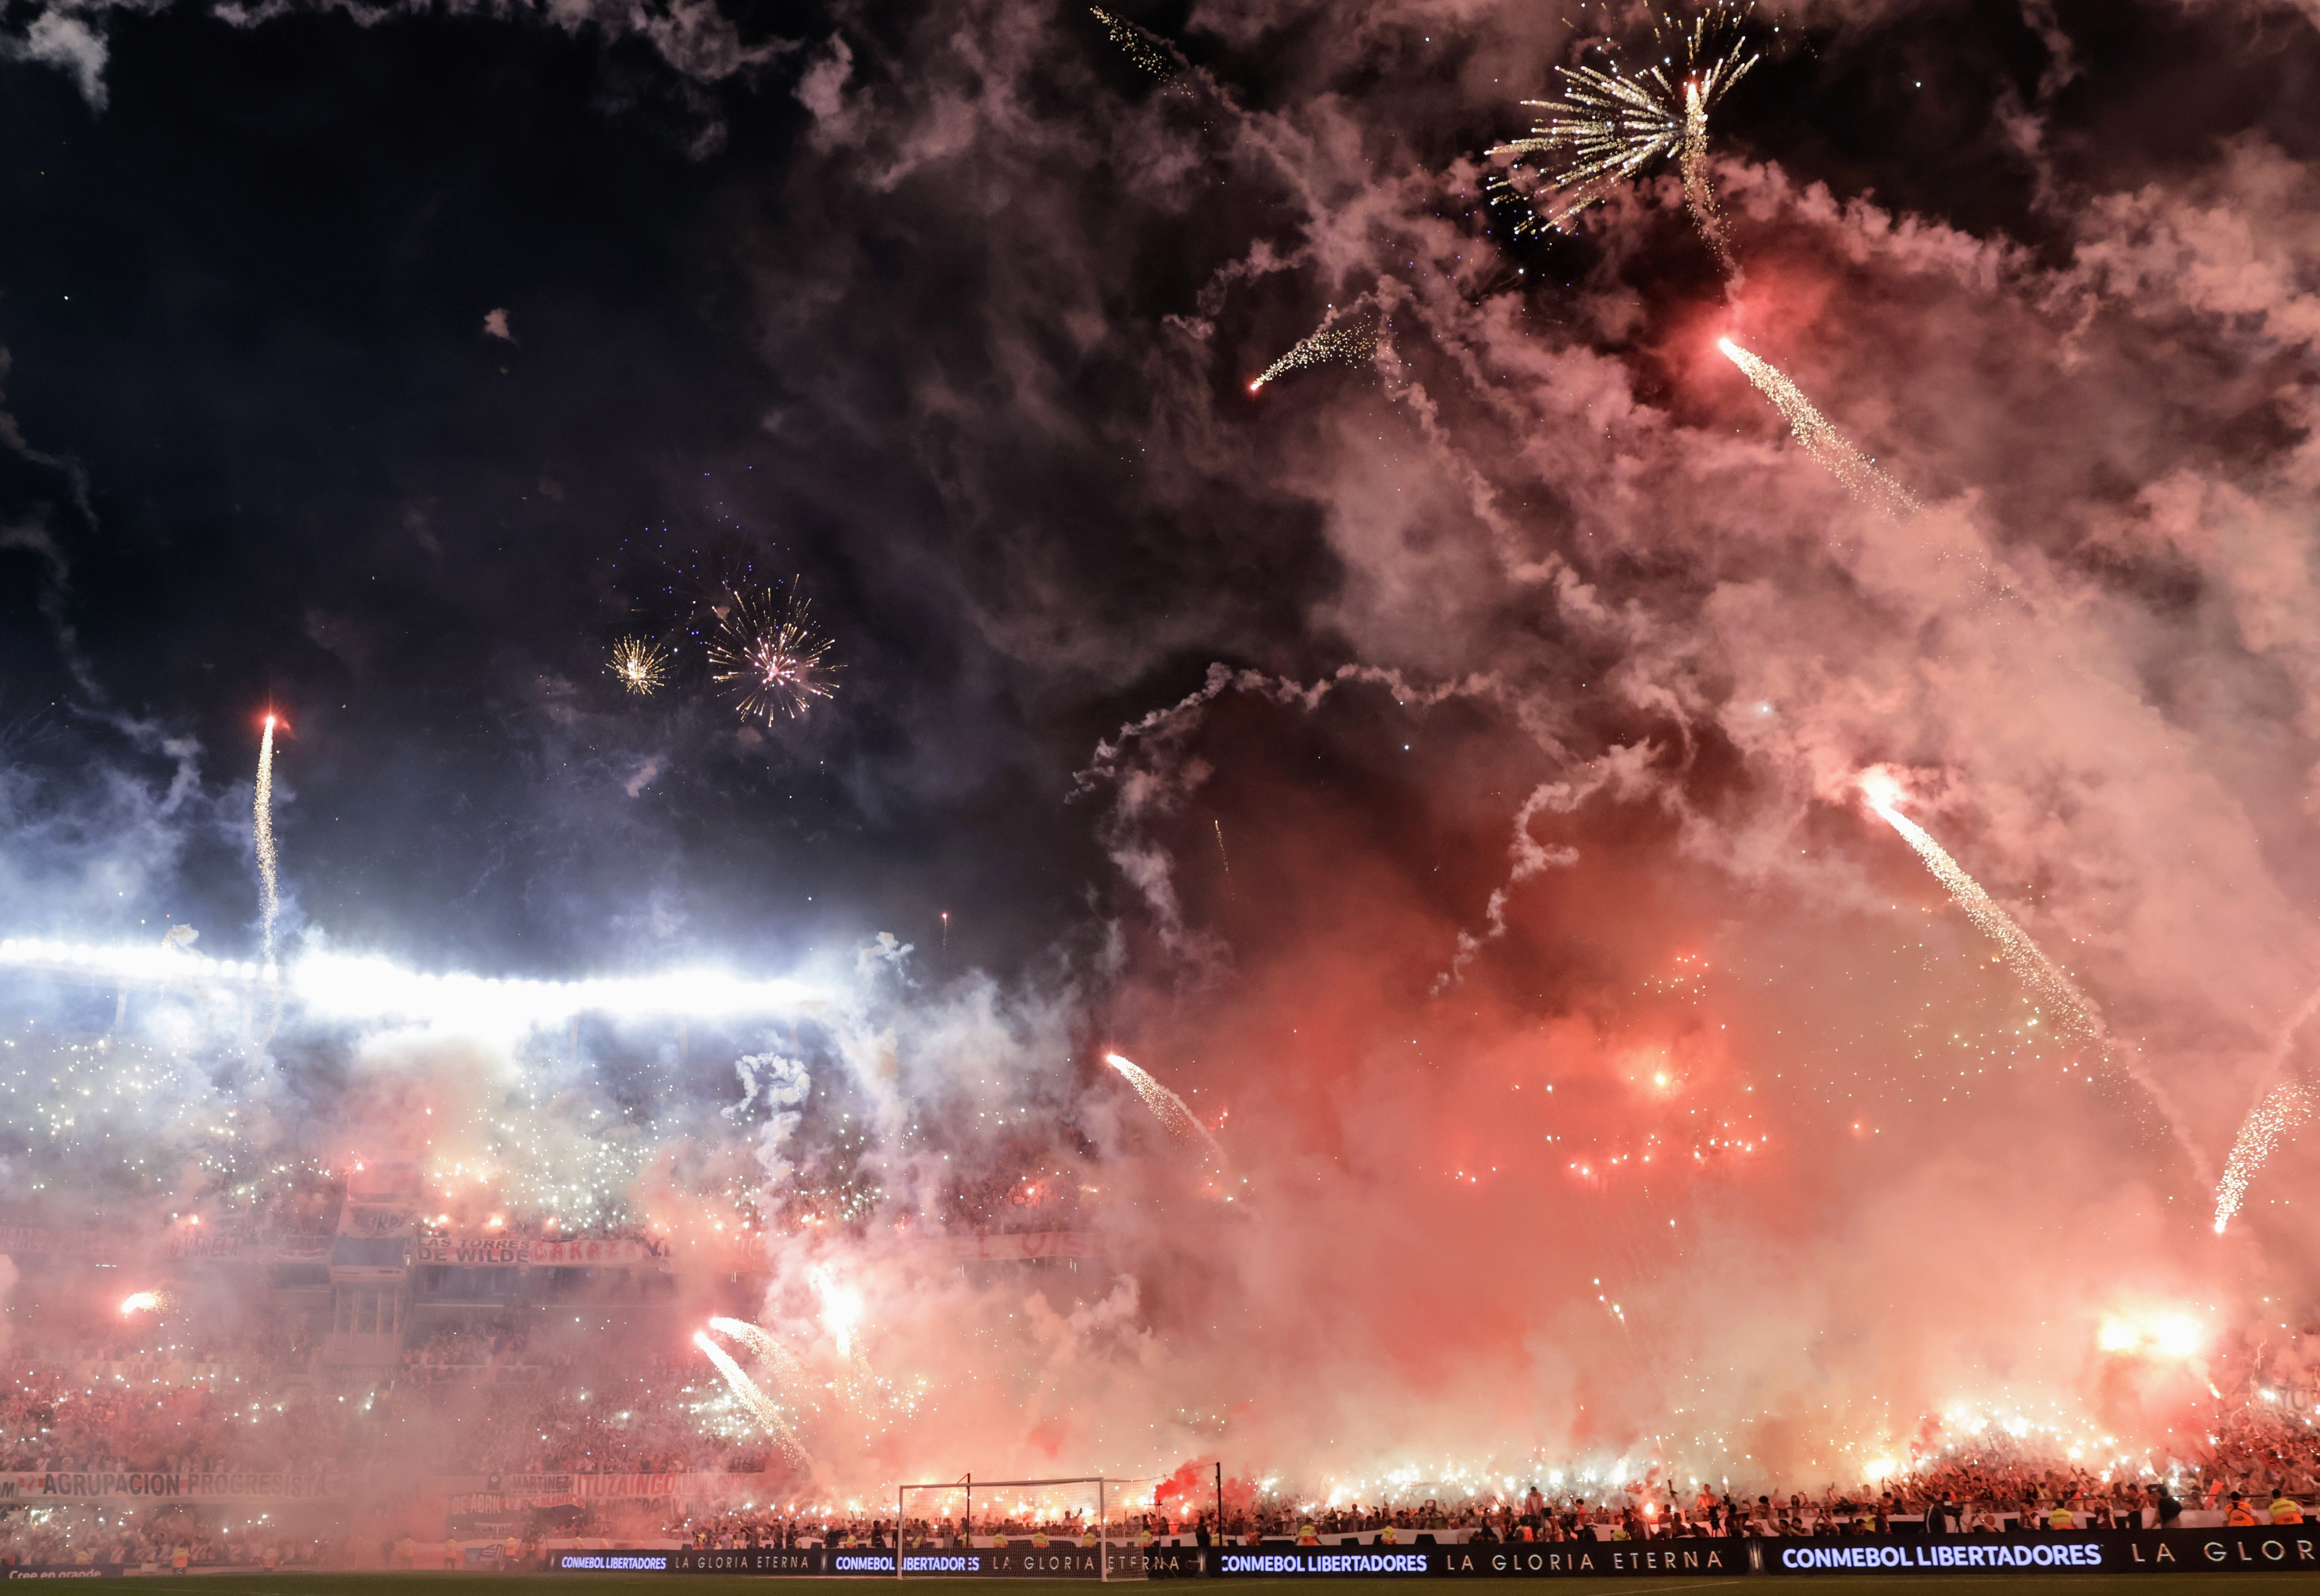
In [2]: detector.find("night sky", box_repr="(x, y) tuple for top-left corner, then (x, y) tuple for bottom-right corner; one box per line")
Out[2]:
(2, 0), (2312, 981)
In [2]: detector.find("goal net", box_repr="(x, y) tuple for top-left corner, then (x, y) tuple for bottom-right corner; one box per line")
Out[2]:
(895, 1475), (1159, 1579)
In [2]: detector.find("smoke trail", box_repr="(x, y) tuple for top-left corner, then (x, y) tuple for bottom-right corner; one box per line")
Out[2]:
(1718, 339), (1920, 517)
(1105, 1051), (1227, 1169)
(254, 715), (279, 968)
(694, 1328), (808, 1464)
(2211, 985), (2320, 1232)
(1862, 779), (2213, 1188)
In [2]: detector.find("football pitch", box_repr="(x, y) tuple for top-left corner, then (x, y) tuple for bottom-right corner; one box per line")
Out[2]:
(74, 1575), (2320, 1596)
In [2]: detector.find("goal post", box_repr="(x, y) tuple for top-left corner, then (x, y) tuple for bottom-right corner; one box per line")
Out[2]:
(895, 1475), (1156, 1580)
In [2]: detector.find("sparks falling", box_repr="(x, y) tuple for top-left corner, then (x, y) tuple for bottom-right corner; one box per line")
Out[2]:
(1249, 319), (1378, 393)
(1487, 0), (1758, 259)
(254, 715), (280, 969)
(1105, 1051), (1227, 1169)
(1719, 339), (1920, 517)
(608, 636), (671, 697)
(706, 584), (839, 722)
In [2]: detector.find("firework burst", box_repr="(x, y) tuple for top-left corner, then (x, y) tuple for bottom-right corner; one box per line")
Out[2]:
(607, 636), (672, 697)
(705, 584), (839, 722)
(1488, 0), (1758, 265)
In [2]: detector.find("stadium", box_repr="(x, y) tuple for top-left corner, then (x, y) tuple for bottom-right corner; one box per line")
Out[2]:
(4, 0), (2320, 1585)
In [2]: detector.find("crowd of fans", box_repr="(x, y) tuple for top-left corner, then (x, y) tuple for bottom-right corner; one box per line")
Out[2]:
(0, 1359), (781, 1483)
(0, 1273), (2308, 1567)
(404, 1325), (533, 1374)
(936, 1158), (1087, 1232)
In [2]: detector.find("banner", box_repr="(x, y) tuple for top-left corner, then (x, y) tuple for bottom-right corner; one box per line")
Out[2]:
(1205, 1545), (1742, 1579)
(0, 1471), (342, 1503)
(572, 1473), (750, 1501)
(0, 1228), (126, 1265)
(1762, 1529), (2320, 1574)
(442, 1473), (765, 1507)
(545, 1547), (1147, 1578)
(534, 1533), (2320, 1579)
(157, 1229), (330, 1263)
(936, 1233), (1105, 1263)
(413, 1236), (667, 1269)
(68, 1361), (228, 1386)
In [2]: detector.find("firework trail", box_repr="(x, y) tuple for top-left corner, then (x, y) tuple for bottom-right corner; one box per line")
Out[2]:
(695, 1328), (808, 1463)
(1868, 792), (2097, 1047)
(1680, 80), (1733, 275)
(1249, 319), (1378, 393)
(1861, 776), (2213, 1187)
(2213, 1084), (2315, 1234)
(1718, 339), (1921, 517)
(2212, 985), (2320, 1232)
(608, 636), (671, 696)
(1090, 5), (1171, 79)
(706, 582), (839, 722)
(708, 1314), (808, 1391)
(1105, 1052), (1227, 1168)
(1488, 0), (1757, 263)
(254, 716), (280, 969)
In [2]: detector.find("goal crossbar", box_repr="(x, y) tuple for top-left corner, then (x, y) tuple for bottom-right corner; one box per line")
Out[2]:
(894, 1474), (1159, 1582)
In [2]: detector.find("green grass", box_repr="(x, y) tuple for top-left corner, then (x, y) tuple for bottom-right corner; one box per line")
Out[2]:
(78, 1576), (2320, 1596)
